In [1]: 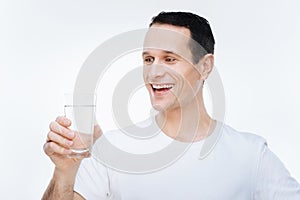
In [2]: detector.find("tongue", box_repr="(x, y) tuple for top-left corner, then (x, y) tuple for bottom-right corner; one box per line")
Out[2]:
(155, 88), (170, 92)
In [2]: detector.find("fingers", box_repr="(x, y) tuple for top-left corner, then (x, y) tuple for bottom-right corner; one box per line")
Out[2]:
(47, 131), (73, 148)
(44, 129), (74, 156)
(93, 124), (102, 141)
(44, 141), (72, 156)
(49, 121), (74, 140)
(44, 117), (75, 157)
(56, 116), (71, 127)
(44, 116), (103, 158)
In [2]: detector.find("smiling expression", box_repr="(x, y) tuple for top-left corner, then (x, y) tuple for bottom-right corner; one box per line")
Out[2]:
(143, 24), (204, 112)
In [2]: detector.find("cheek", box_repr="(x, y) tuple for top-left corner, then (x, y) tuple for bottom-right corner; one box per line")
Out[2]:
(143, 69), (149, 81)
(179, 73), (201, 95)
(182, 68), (200, 85)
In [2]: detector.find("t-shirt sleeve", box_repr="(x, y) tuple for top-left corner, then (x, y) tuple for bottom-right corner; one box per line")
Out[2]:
(74, 157), (111, 200)
(254, 144), (300, 200)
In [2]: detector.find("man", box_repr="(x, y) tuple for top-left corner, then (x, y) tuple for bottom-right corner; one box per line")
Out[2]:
(43, 11), (300, 199)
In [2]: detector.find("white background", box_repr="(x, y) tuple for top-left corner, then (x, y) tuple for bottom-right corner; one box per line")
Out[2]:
(0, 0), (299, 199)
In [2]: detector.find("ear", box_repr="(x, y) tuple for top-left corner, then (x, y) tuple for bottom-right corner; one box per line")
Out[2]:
(198, 54), (214, 80)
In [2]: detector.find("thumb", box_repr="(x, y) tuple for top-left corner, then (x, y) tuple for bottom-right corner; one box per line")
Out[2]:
(93, 119), (102, 142)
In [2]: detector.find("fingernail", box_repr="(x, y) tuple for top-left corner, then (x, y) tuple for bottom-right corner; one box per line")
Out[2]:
(68, 132), (74, 137)
(66, 140), (73, 146)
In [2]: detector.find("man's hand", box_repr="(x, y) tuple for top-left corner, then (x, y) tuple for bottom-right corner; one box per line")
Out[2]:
(44, 116), (102, 170)
(42, 116), (102, 200)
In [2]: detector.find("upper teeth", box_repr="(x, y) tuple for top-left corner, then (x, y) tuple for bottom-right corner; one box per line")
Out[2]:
(152, 84), (174, 89)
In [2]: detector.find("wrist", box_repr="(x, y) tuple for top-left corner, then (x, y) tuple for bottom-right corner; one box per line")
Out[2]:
(53, 164), (80, 185)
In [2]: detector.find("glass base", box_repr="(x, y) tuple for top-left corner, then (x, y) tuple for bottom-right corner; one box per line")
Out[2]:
(67, 148), (91, 158)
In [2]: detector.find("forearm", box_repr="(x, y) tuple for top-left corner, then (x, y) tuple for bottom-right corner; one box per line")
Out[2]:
(42, 168), (79, 200)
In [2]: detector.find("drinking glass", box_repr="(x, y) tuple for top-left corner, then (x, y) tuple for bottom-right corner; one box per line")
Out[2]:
(64, 93), (96, 158)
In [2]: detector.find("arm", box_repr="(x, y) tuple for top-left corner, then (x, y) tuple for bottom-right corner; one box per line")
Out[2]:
(42, 179), (84, 200)
(42, 167), (83, 200)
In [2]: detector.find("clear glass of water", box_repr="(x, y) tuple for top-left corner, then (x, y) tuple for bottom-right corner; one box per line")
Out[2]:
(64, 93), (96, 158)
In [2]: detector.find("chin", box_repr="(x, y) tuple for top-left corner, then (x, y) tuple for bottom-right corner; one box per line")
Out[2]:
(151, 101), (177, 113)
(150, 101), (166, 111)
(152, 104), (165, 112)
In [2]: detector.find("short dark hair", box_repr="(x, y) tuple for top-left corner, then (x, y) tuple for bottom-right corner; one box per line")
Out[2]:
(150, 11), (215, 64)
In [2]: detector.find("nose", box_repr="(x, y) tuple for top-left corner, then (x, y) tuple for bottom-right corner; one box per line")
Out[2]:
(146, 64), (166, 80)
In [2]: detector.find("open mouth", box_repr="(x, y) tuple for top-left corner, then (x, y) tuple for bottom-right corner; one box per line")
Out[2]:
(151, 84), (174, 94)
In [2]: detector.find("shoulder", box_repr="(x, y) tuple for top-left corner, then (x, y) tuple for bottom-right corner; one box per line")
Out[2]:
(212, 123), (268, 160)
(211, 123), (269, 172)
(221, 123), (267, 148)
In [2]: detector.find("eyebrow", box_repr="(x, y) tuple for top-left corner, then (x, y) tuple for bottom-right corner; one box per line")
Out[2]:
(142, 50), (177, 56)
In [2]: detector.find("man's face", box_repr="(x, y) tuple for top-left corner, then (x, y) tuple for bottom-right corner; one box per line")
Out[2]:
(143, 24), (204, 112)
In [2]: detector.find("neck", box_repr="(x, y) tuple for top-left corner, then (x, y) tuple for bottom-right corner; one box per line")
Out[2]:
(156, 95), (216, 142)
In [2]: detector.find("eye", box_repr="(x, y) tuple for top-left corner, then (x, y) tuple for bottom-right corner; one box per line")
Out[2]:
(144, 56), (154, 64)
(165, 57), (176, 63)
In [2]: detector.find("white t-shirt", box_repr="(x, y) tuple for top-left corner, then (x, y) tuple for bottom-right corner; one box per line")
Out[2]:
(74, 120), (300, 199)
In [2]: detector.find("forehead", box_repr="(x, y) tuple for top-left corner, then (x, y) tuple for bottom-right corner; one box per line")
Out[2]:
(143, 24), (193, 60)
(150, 24), (191, 36)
